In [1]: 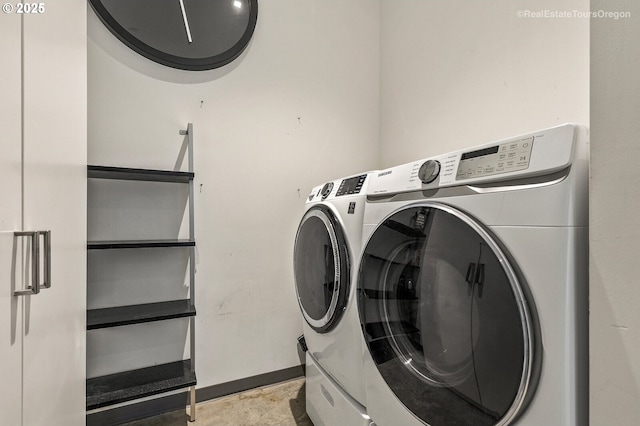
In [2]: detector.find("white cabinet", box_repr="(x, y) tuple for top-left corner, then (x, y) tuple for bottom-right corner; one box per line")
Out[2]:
(0, 3), (87, 425)
(0, 10), (24, 426)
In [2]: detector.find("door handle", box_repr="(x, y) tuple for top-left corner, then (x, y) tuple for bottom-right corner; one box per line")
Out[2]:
(14, 230), (51, 296)
(41, 230), (51, 289)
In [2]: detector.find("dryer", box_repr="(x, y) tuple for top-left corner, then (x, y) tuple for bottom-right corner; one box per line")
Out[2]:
(293, 172), (375, 426)
(358, 124), (588, 425)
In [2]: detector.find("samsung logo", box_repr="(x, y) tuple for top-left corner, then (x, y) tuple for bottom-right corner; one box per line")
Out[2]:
(378, 170), (392, 177)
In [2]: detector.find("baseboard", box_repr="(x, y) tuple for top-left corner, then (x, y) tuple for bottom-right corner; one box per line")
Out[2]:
(86, 364), (305, 425)
(195, 365), (304, 402)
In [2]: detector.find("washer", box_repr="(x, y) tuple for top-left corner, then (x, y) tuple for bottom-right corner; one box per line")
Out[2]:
(358, 124), (588, 426)
(293, 172), (376, 426)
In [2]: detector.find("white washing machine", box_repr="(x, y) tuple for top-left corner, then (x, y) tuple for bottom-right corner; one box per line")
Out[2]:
(293, 172), (375, 426)
(358, 124), (588, 426)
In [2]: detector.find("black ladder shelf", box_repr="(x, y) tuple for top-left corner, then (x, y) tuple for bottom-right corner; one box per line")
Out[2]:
(88, 239), (195, 250)
(87, 300), (196, 330)
(86, 124), (197, 420)
(87, 165), (194, 183)
(86, 360), (196, 410)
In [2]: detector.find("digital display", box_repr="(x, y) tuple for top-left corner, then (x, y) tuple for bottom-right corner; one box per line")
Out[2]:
(461, 146), (499, 160)
(336, 174), (367, 196)
(456, 138), (534, 180)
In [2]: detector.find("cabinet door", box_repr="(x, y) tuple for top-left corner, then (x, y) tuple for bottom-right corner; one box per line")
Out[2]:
(21, 5), (87, 425)
(0, 11), (24, 426)
(0, 4), (87, 425)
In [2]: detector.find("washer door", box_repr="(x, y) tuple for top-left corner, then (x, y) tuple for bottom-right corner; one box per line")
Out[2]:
(294, 205), (350, 333)
(359, 203), (536, 425)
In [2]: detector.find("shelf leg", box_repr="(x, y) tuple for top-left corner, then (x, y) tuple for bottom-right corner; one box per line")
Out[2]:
(188, 385), (196, 422)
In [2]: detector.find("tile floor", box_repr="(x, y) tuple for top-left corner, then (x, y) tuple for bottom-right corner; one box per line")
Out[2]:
(122, 378), (313, 426)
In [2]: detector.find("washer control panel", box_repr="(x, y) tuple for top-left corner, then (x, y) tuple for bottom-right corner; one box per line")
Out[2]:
(456, 137), (534, 180)
(368, 124), (579, 195)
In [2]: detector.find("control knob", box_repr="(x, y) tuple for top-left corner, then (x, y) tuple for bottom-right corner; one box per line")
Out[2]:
(320, 182), (334, 199)
(418, 160), (441, 184)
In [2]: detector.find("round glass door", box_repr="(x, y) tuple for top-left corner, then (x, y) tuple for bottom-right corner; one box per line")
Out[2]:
(358, 203), (537, 425)
(294, 205), (350, 333)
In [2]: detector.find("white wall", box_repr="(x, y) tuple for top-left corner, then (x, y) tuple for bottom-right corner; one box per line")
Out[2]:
(590, 1), (640, 423)
(87, 0), (379, 388)
(379, 0), (589, 167)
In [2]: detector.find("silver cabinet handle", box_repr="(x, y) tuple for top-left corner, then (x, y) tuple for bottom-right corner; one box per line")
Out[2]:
(14, 230), (51, 296)
(42, 230), (51, 289)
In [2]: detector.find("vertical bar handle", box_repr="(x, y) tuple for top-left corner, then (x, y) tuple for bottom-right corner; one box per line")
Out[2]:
(13, 230), (51, 296)
(41, 230), (51, 289)
(14, 231), (39, 296)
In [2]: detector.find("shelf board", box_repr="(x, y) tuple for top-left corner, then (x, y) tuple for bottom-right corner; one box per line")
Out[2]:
(88, 165), (194, 183)
(87, 239), (195, 250)
(86, 359), (196, 410)
(87, 300), (196, 330)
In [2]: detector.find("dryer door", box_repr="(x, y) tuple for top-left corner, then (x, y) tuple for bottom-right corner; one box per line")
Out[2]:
(359, 203), (537, 426)
(294, 205), (350, 333)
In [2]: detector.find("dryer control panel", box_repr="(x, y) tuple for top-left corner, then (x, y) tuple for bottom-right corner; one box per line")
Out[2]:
(336, 174), (367, 196)
(307, 173), (372, 203)
(369, 124), (581, 195)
